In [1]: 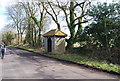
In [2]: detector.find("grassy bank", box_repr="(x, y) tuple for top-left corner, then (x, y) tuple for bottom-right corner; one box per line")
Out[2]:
(9, 45), (120, 73)
(9, 44), (45, 53)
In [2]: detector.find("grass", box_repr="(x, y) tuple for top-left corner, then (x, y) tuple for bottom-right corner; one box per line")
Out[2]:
(9, 44), (120, 73)
(49, 54), (120, 73)
(9, 44), (45, 53)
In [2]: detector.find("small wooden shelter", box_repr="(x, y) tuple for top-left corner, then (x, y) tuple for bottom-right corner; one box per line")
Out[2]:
(43, 29), (67, 53)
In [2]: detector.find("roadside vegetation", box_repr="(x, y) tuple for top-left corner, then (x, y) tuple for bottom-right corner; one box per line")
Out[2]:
(1, 31), (15, 45)
(2, 0), (120, 74)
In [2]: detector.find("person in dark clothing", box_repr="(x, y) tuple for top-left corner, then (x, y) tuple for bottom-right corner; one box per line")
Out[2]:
(0, 43), (6, 59)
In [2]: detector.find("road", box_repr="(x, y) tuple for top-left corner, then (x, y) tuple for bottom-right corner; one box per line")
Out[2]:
(1, 47), (119, 79)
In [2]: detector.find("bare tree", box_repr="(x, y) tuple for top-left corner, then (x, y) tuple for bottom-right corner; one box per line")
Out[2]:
(21, 2), (46, 47)
(7, 4), (26, 44)
(42, 2), (61, 30)
(51, 0), (91, 48)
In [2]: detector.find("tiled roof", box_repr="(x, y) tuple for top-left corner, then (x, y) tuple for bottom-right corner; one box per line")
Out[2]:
(43, 29), (67, 37)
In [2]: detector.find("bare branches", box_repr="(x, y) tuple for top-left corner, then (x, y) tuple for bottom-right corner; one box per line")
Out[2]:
(42, 2), (56, 23)
(74, 19), (91, 27)
(6, 0), (92, 47)
(74, 1), (85, 9)
(7, 4), (27, 44)
(56, 1), (70, 28)
(42, 2), (61, 29)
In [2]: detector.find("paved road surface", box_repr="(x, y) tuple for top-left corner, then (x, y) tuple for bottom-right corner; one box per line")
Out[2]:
(1, 47), (119, 79)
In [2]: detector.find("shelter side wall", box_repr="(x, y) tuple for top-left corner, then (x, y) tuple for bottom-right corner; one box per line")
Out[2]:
(43, 37), (48, 51)
(51, 37), (55, 52)
(54, 37), (66, 54)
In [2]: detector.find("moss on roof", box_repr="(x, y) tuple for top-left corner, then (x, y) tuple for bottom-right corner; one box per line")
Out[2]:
(43, 29), (67, 37)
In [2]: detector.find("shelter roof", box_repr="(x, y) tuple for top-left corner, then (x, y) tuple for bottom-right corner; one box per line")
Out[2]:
(43, 29), (67, 37)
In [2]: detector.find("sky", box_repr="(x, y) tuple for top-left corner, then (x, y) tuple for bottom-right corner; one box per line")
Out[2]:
(0, 0), (15, 32)
(0, 0), (118, 33)
(0, 4), (6, 31)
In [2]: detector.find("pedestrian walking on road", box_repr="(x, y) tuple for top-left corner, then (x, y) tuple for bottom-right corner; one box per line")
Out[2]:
(0, 43), (6, 59)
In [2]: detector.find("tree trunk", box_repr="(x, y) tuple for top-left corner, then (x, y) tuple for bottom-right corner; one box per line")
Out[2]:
(37, 27), (42, 47)
(66, 38), (73, 50)
(17, 32), (20, 44)
(66, 2), (75, 49)
(104, 19), (110, 54)
(20, 33), (23, 43)
(34, 26), (37, 47)
(31, 25), (34, 47)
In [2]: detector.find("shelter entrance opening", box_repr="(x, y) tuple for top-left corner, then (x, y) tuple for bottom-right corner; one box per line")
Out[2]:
(47, 38), (52, 52)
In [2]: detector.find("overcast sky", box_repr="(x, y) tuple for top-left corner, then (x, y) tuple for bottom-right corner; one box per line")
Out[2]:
(0, 0), (118, 33)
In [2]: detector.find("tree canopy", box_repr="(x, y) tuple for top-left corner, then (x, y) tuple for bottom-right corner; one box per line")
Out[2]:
(84, 2), (120, 49)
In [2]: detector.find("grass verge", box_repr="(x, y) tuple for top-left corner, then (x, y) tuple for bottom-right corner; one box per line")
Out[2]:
(9, 44), (120, 73)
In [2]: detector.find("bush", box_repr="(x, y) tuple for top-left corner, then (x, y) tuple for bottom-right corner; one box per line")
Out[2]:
(67, 47), (119, 65)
